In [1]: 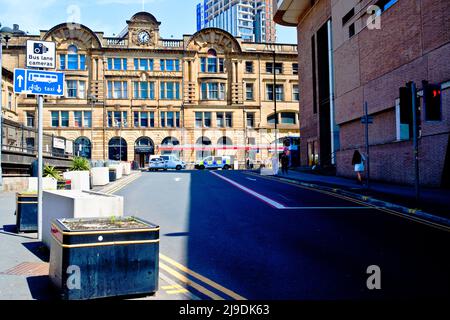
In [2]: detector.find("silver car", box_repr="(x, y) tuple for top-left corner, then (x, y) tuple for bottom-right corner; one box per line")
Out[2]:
(148, 158), (167, 171)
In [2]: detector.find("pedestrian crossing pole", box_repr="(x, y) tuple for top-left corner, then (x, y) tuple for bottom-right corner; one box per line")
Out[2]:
(364, 102), (370, 189)
(410, 81), (420, 203)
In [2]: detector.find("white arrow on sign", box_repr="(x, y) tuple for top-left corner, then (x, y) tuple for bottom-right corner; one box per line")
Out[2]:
(57, 85), (62, 94)
(17, 75), (24, 87)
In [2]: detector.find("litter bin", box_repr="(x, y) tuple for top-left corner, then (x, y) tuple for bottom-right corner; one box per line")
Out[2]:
(57, 180), (72, 190)
(109, 168), (117, 182)
(16, 192), (38, 232)
(49, 217), (159, 300)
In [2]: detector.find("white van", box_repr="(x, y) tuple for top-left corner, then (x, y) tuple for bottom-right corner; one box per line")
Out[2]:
(160, 155), (186, 170)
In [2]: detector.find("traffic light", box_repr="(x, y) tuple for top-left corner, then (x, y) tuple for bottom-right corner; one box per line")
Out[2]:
(422, 81), (442, 121)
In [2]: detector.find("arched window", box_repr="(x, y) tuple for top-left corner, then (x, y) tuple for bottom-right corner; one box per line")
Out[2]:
(67, 45), (78, 54)
(280, 112), (297, 125)
(217, 136), (232, 146)
(161, 136), (180, 157)
(134, 137), (154, 168)
(196, 136), (212, 160)
(108, 137), (127, 161)
(74, 137), (92, 159)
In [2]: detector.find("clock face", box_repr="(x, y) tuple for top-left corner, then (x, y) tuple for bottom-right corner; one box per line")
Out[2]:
(138, 31), (150, 44)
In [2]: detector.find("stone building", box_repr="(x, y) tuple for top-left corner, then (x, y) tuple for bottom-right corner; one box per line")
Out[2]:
(2, 12), (299, 168)
(275, 0), (450, 187)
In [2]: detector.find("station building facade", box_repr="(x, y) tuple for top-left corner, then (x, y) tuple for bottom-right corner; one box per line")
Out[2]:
(3, 12), (299, 167)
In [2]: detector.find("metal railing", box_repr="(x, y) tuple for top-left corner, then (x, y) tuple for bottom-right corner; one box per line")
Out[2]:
(1, 119), (74, 159)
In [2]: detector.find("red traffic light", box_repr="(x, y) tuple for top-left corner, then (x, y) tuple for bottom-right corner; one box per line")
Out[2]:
(432, 90), (441, 98)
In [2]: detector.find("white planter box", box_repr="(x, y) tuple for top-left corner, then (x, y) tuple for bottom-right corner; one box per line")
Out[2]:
(42, 190), (124, 248)
(28, 177), (57, 191)
(109, 165), (123, 179)
(90, 167), (109, 186)
(63, 171), (90, 191)
(122, 162), (131, 175)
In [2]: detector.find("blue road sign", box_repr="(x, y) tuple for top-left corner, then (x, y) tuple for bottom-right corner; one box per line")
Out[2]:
(14, 68), (64, 96)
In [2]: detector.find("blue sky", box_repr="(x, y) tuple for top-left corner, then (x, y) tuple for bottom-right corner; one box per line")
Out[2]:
(0, 0), (297, 43)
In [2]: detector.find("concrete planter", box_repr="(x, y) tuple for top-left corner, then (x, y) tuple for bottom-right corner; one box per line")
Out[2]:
(90, 167), (110, 186)
(63, 171), (90, 191)
(42, 190), (124, 248)
(109, 165), (123, 180)
(122, 162), (131, 175)
(49, 217), (159, 300)
(28, 177), (57, 192)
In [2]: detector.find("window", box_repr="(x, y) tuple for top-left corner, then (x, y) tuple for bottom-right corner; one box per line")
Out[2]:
(108, 58), (127, 70)
(195, 112), (211, 128)
(133, 111), (155, 128)
(107, 111), (128, 128)
(133, 82), (155, 99)
(245, 61), (253, 73)
(225, 112), (232, 128)
(84, 111), (92, 128)
(266, 84), (284, 101)
(342, 8), (355, 26)
(74, 111), (82, 127)
(201, 82), (226, 100)
(60, 54), (66, 70)
(7, 92), (12, 109)
(266, 62), (283, 74)
(67, 80), (77, 98)
(293, 85), (299, 101)
(66, 80), (86, 99)
(375, 0), (398, 15)
(293, 63), (298, 75)
(108, 81), (128, 99)
(68, 53), (78, 70)
(281, 112), (297, 125)
(51, 111), (59, 127)
(160, 59), (180, 71)
(61, 111), (69, 127)
(349, 23), (355, 38)
(216, 112), (224, 128)
(160, 82), (180, 100)
(161, 112), (180, 128)
(200, 57), (225, 73)
(267, 114), (277, 125)
(26, 112), (35, 127)
(246, 112), (255, 128)
(246, 83), (254, 100)
(134, 59), (154, 71)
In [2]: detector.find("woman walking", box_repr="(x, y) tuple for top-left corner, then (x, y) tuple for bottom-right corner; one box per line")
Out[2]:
(352, 150), (366, 184)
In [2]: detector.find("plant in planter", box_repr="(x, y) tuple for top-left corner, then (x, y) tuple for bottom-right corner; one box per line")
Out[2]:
(64, 157), (91, 190)
(43, 165), (69, 190)
(49, 216), (159, 300)
(70, 157), (91, 171)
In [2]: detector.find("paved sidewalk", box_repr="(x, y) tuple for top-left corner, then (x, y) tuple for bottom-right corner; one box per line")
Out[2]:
(0, 172), (194, 300)
(272, 169), (450, 221)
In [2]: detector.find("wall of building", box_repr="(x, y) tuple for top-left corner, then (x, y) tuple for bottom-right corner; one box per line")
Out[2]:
(332, 0), (450, 186)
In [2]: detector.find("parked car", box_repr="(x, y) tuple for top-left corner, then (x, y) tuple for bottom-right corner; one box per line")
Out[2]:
(148, 158), (167, 171)
(160, 155), (186, 170)
(195, 156), (233, 170)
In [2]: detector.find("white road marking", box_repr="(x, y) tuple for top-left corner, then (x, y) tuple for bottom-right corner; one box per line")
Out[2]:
(211, 171), (285, 209)
(246, 177), (257, 181)
(174, 177), (182, 182)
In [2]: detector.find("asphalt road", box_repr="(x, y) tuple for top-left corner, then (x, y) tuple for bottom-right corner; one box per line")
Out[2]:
(116, 170), (450, 300)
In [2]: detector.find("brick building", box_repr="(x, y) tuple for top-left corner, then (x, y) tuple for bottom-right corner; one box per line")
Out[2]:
(275, 0), (450, 187)
(2, 12), (299, 168)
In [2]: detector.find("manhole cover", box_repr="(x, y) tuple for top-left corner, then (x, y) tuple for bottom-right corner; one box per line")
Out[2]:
(0, 262), (49, 276)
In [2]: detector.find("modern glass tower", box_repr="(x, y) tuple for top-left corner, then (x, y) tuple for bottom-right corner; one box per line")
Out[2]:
(196, 0), (276, 43)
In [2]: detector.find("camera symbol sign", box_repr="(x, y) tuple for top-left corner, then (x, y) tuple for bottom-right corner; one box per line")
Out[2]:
(26, 40), (56, 69)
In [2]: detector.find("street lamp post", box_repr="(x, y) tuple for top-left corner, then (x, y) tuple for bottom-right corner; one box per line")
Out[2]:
(273, 50), (278, 160)
(88, 94), (97, 158)
(0, 25), (12, 190)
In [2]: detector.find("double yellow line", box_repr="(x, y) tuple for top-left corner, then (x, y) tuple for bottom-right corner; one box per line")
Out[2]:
(246, 172), (450, 232)
(104, 173), (142, 195)
(104, 172), (246, 300)
(159, 253), (247, 300)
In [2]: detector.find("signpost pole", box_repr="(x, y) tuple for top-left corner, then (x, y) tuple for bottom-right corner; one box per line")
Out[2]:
(37, 95), (43, 241)
(411, 82), (420, 203)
